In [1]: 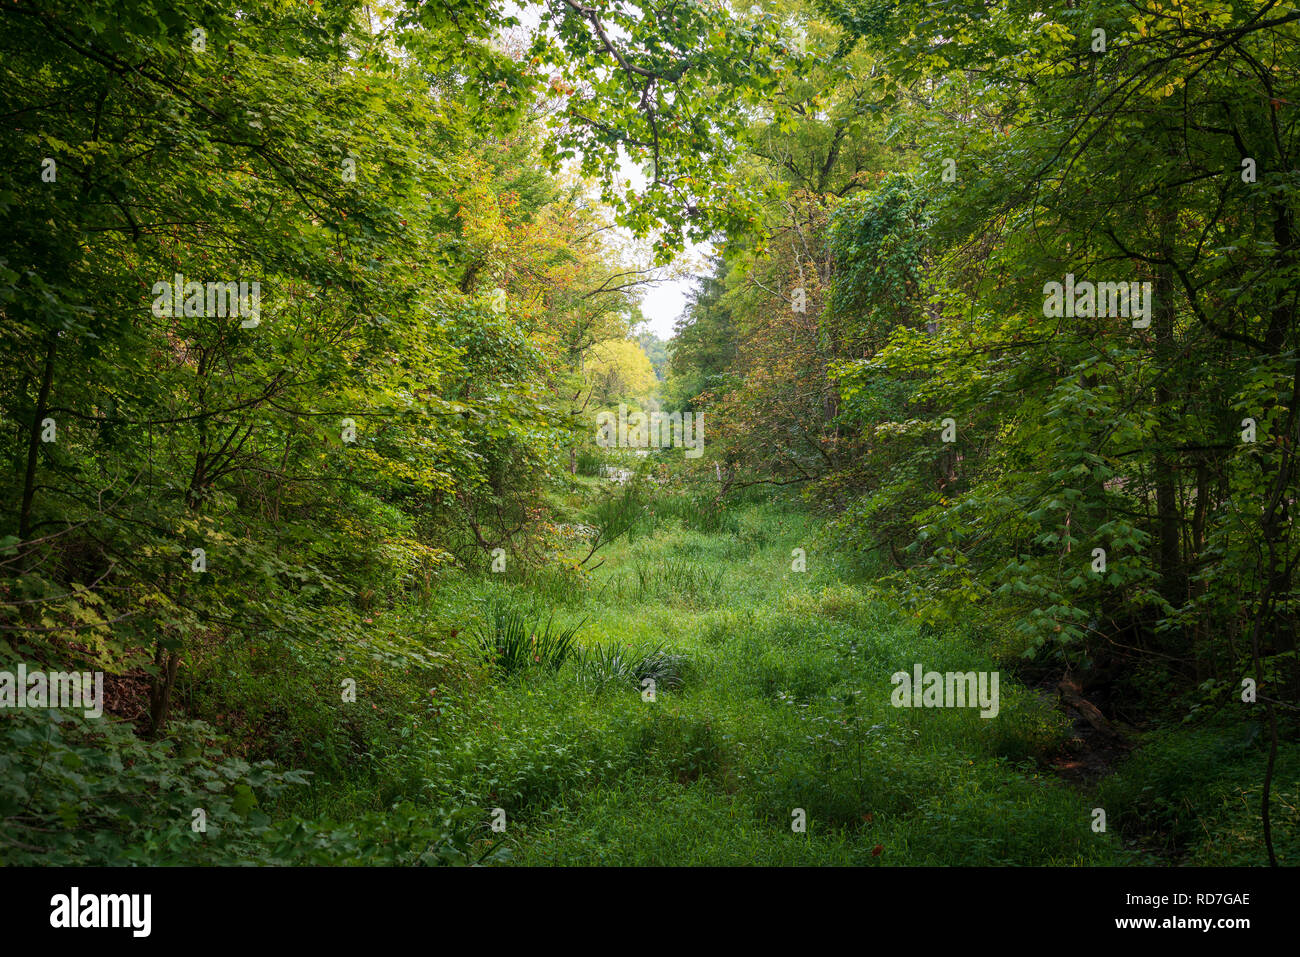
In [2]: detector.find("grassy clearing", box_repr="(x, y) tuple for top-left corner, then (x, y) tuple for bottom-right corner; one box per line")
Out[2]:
(481, 500), (1132, 865)
(244, 495), (1126, 864)
(168, 490), (1293, 865)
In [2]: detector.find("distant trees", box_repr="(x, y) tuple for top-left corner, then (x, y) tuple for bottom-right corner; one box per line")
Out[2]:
(635, 331), (670, 382)
(584, 338), (659, 404)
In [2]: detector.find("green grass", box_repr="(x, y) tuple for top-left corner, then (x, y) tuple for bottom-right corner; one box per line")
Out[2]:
(294, 497), (1132, 864)
(169, 493), (1293, 865)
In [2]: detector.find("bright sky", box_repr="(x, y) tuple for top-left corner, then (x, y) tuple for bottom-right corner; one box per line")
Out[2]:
(637, 277), (691, 340)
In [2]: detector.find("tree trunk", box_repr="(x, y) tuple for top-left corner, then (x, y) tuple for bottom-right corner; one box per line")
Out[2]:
(18, 336), (57, 560)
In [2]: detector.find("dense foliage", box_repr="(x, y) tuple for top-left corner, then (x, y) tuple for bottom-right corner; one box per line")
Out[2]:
(2, 0), (1296, 866)
(666, 0), (1300, 864)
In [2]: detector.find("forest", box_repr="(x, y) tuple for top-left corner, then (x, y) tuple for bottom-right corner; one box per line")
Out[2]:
(1, 0), (1297, 873)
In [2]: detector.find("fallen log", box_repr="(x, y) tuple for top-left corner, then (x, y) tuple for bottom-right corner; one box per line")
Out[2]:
(1057, 674), (1125, 742)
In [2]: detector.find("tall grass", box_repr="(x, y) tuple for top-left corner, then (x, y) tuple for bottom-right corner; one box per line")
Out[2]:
(651, 491), (740, 535)
(601, 557), (725, 603)
(575, 641), (690, 695)
(475, 599), (583, 676)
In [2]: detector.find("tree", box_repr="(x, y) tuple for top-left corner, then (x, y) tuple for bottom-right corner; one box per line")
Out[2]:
(585, 338), (659, 403)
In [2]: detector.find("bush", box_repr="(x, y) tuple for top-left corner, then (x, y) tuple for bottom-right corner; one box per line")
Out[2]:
(0, 707), (506, 866)
(1098, 718), (1300, 861)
